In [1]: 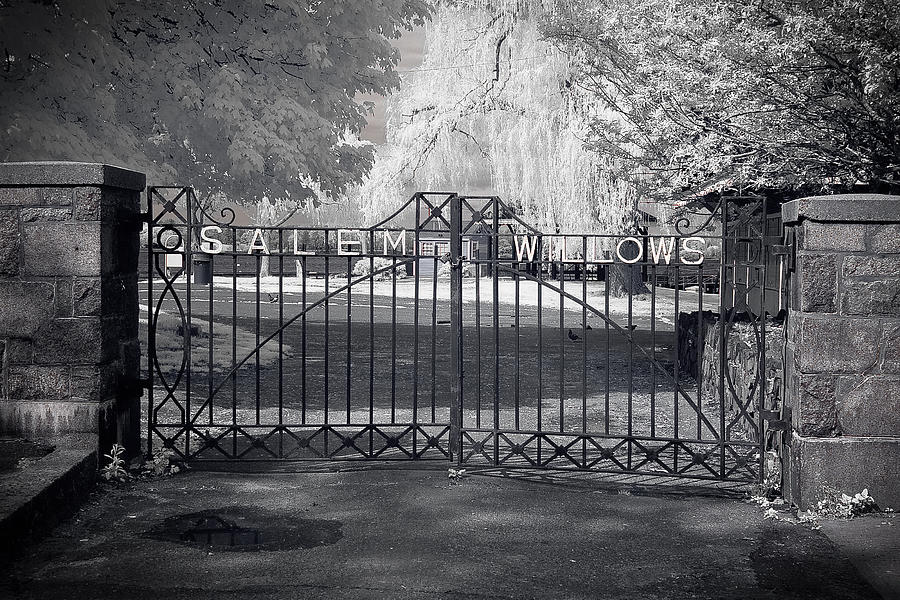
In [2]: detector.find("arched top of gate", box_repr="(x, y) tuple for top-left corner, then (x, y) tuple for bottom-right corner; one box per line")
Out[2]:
(367, 192), (542, 236)
(367, 191), (458, 231)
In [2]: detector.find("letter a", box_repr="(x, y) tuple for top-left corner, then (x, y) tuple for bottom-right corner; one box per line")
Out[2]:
(247, 228), (269, 254)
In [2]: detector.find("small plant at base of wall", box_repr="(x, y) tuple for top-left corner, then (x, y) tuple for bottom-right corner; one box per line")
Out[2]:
(100, 443), (128, 482)
(139, 448), (182, 477)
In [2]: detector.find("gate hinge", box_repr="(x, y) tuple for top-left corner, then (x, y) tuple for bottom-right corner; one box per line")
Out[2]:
(761, 408), (792, 432)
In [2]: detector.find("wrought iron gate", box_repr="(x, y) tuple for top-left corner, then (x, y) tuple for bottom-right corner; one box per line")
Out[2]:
(146, 188), (783, 483)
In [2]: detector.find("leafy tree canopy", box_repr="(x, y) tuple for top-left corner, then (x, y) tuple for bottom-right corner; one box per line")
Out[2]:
(542, 0), (900, 198)
(354, 1), (639, 237)
(0, 0), (429, 203)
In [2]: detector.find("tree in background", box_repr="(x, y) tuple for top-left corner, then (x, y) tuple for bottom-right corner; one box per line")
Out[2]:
(543, 0), (900, 199)
(354, 0), (647, 294)
(0, 0), (429, 205)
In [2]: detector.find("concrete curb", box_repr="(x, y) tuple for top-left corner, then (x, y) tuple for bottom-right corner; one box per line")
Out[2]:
(0, 436), (97, 562)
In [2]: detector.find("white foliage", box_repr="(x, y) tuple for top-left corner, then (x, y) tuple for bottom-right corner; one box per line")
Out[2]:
(357, 2), (637, 235)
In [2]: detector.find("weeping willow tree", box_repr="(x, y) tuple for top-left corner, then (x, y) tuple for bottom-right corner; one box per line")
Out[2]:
(354, 0), (647, 294)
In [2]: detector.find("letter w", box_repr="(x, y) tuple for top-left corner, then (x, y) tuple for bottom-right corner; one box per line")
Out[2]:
(649, 237), (676, 264)
(514, 235), (539, 262)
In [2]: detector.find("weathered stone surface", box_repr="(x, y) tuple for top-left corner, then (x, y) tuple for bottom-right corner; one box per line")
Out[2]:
(866, 224), (900, 254)
(120, 339), (141, 378)
(837, 376), (900, 436)
(41, 187), (74, 206)
(102, 187), (141, 215)
(843, 255), (900, 277)
(20, 207), (71, 222)
(0, 187), (41, 206)
(0, 164), (144, 451)
(797, 316), (881, 373)
(841, 279), (900, 316)
(802, 222), (866, 252)
(5, 365), (70, 400)
(0, 208), (19, 275)
(0, 398), (114, 437)
(99, 314), (136, 355)
(101, 223), (141, 274)
(0, 162), (145, 191)
(795, 374), (837, 436)
(74, 187), (101, 221)
(55, 277), (73, 318)
(72, 277), (101, 317)
(70, 364), (118, 402)
(790, 434), (900, 510)
(0, 281), (55, 337)
(23, 222), (100, 276)
(799, 254), (836, 312)
(783, 194), (900, 224)
(33, 317), (105, 365)
(883, 322), (900, 373)
(5, 337), (33, 364)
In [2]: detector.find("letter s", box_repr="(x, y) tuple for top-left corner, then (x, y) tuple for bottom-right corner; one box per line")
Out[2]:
(200, 225), (223, 254)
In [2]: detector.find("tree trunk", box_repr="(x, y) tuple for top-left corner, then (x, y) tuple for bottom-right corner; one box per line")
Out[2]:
(607, 227), (649, 297)
(607, 263), (648, 297)
(259, 254), (270, 278)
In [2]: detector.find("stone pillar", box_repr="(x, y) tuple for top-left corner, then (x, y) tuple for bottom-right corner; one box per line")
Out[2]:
(782, 194), (900, 509)
(0, 162), (144, 456)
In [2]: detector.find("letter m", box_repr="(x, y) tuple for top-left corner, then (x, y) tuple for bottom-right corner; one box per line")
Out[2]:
(383, 229), (407, 255)
(513, 235), (539, 262)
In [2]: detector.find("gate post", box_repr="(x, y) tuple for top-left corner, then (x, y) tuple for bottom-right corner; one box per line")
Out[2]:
(0, 162), (145, 457)
(449, 194), (463, 463)
(782, 194), (900, 509)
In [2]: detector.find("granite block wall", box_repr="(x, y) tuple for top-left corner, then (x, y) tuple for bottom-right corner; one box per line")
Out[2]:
(0, 162), (145, 456)
(782, 194), (900, 509)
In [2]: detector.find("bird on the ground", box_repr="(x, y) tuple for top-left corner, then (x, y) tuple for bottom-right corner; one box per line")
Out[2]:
(567, 329), (581, 341)
(267, 293), (279, 303)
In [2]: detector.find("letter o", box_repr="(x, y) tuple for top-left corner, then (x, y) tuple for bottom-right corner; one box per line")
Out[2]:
(615, 237), (643, 264)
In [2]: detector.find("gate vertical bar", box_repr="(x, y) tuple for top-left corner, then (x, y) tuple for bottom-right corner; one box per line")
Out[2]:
(718, 198), (729, 479)
(449, 194), (463, 463)
(146, 189), (155, 457)
(184, 189), (193, 458)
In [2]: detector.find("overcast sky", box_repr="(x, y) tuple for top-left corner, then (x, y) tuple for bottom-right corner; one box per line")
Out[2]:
(358, 26), (426, 144)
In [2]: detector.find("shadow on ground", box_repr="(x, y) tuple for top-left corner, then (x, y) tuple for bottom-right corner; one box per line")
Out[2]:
(0, 467), (881, 600)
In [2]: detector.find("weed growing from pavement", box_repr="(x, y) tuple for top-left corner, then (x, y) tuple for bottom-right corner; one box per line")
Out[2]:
(448, 467), (467, 485)
(141, 448), (182, 477)
(100, 443), (128, 482)
(100, 445), (185, 485)
(751, 486), (885, 530)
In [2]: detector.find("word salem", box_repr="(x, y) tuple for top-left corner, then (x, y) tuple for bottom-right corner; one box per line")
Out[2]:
(198, 227), (708, 265)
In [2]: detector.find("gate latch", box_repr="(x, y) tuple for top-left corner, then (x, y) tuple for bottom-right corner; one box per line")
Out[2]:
(439, 252), (464, 269)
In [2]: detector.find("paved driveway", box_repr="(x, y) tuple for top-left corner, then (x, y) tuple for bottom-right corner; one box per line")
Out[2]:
(1, 467), (883, 599)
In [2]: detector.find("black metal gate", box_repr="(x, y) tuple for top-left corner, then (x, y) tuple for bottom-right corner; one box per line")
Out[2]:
(145, 188), (783, 483)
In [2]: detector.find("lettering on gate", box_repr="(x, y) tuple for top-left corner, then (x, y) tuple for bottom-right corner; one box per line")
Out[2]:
(197, 226), (707, 265)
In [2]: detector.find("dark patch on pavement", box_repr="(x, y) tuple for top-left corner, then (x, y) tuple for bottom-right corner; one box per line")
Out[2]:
(750, 524), (879, 599)
(143, 506), (342, 551)
(0, 470), (885, 600)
